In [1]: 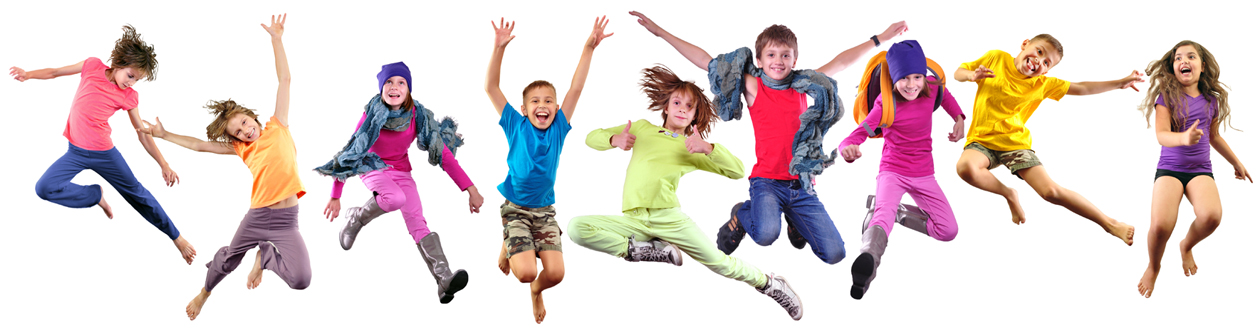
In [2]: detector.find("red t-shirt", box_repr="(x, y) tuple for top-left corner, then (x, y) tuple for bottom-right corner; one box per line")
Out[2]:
(64, 57), (139, 151)
(747, 76), (805, 180)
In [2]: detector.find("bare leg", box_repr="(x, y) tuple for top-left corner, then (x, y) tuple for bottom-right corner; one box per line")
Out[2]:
(98, 186), (113, 219)
(185, 287), (211, 321)
(1139, 177), (1182, 298)
(956, 149), (1026, 224)
(247, 250), (264, 289)
(1018, 166), (1134, 245)
(174, 235), (197, 265)
(1181, 176), (1223, 277)
(530, 251), (565, 324)
(498, 241), (512, 275)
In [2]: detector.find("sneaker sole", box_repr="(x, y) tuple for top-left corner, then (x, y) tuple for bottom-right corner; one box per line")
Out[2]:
(850, 253), (875, 300)
(716, 202), (746, 255)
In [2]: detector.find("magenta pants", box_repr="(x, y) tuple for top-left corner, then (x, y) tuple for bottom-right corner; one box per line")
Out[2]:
(362, 169), (430, 243)
(871, 171), (958, 241)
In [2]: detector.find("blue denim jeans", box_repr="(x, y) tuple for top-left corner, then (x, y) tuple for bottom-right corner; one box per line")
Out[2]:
(737, 177), (845, 264)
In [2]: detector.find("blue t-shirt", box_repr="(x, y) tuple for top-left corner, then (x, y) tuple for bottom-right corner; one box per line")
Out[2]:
(498, 103), (571, 208)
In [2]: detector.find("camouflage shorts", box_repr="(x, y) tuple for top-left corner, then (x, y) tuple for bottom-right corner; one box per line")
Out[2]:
(964, 142), (1042, 179)
(501, 200), (562, 258)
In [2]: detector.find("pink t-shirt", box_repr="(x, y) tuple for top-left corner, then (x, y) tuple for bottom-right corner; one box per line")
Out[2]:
(748, 76), (806, 180)
(330, 112), (473, 198)
(840, 78), (966, 177)
(64, 57), (139, 151)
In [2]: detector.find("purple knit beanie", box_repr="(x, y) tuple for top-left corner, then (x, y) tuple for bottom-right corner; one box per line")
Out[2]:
(377, 61), (412, 92)
(887, 40), (926, 83)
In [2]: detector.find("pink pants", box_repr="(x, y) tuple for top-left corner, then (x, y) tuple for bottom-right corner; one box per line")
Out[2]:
(871, 171), (958, 241)
(362, 169), (430, 243)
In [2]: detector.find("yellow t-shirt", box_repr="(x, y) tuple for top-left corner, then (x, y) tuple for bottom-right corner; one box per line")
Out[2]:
(233, 116), (306, 208)
(961, 50), (1071, 151)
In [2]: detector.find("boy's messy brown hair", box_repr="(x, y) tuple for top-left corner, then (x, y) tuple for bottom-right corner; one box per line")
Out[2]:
(1029, 34), (1064, 58)
(109, 25), (158, 81)
(1139, 40), (1235, 132)
(755, 25), (798, 60)
(640, 65), (715, 139)
(205, 99), (261, 143)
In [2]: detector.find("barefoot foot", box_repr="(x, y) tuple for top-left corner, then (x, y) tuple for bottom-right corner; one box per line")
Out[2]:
(1180, 240), (1198, 276)
(186, 288), (210, 321)
(247, 251), (264, 289)
(1105, 221), (1135, 246)
(174, 235), (197, 265)
(498, 242), (512, 276)
(1005, 189), (1026, 225)
(1137, 266), (1159, 298)
(98, 187), (114, 219)
(531, 280), (547, 324)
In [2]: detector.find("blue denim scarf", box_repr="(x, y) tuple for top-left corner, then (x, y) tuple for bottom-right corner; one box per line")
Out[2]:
(708, 47), (844, 194)
(314, 95), (464, 181)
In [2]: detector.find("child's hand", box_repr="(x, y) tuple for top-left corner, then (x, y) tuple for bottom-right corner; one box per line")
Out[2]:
(971, 65), (995, 81)
(949, 115), (965, 142)
(1118, 70), (1146, 92)
(492, 17), (516, 48)
(611, 121), (636, 150)
(841, 144), (862, 163)
(261, 13), (286, 39)
(161, 167), (180, 187)
(136, 117), (168, 139)
(324, 198), (341, 221)
(684, 125), (712, 155)
(9, 67), (28, 82)
(878, 21), (909, 44)
(467, 186), (484, 214)
(629, 11), (664, 37)
(1235, 162), (1253, 183)
(587, 15), (614, 49)
(1181, 119), (1204, 145)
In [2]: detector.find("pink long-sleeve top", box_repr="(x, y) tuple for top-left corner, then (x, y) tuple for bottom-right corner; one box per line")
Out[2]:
(839, 79), (965, 177)
(330, 112), (473, 198)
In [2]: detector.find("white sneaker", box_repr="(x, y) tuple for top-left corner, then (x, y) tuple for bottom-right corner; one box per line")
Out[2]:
(624, 235), (683, 266)
(758, 273), (803, 320)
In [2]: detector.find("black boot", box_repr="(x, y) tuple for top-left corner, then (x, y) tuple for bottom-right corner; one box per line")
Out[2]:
(418, 232), (469, 304)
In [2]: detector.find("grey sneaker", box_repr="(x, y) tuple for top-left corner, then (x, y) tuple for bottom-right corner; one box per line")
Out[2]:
(624, 235), (683, 266)
(758, 273), (803, 321)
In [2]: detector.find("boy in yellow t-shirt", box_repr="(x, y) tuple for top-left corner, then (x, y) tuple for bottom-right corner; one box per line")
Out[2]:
(954, 34), (1144, 245)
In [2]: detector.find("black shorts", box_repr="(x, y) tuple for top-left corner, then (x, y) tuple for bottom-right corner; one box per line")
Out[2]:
(1154, 169), (1213, 189)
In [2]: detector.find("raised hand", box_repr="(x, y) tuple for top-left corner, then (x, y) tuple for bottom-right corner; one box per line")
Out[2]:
(629, 11), (664, 37)
(949, 115), (965, 142)
(971, 65), (995, 81)
(1119, 70), (1146, 92)
(611, 121), (636, 150)
(137, 117), (168, 139)
(1182, 119), (1203, 145)
(261, 13), (286, 38)
(588, 15), (614, 49)
(493, 17), (516, 48)
(841, 144), (862, 163)
(878, 21), (909, 44)
(9, 67), (28, 82)
(684, 125), (713, 155)
(324, 198), (341, 221)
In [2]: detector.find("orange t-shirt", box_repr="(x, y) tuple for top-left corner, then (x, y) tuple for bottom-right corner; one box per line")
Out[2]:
(233, 116), (306, 208)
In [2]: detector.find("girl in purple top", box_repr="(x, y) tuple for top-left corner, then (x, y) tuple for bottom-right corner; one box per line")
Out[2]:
(1137, 40), (1251, 298)
(838, 40), (966, 299)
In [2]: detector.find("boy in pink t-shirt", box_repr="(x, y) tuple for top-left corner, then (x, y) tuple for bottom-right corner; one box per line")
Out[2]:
(11, 25), (196, 265)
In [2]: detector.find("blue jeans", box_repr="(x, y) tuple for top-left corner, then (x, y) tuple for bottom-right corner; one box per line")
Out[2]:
(35, 142), (181, 240)
(737, 177), (845, 264)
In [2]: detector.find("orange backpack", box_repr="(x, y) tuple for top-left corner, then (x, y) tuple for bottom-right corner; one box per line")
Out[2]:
(852, 51), (947, 138)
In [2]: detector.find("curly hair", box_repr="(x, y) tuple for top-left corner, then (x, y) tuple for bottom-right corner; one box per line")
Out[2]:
(109, 25), (158, 81)
(204, 99), (261, 143)
(1138, 40), (1235, 132)
(640, 65), (716, 139)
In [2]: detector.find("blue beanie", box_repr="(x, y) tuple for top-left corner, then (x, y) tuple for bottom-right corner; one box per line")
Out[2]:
(887, 40), (926, 83)
(377, 61), (412, 92)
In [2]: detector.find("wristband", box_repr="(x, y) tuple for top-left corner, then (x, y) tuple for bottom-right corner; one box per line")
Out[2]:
(871, 35), (881, 47)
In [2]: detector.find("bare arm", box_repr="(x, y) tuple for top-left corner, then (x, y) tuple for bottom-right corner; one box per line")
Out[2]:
(562, 16), (613, 122)
(1066, 70), (1144, 96)
(137, 117), (235, 155)
(128, 108), (179, 186)
(630, 11), (712, 71)
(1152, 104), (1201, 148)
(816, 21), (907, 77)
(485, 18), (514, 116)
(1209, 124), (1252, 182)
(262, 14), (292, 126)
(9, 61), (84, 81)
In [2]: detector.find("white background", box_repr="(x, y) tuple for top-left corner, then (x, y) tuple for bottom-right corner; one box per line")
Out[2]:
(1, 0), (1253, 328)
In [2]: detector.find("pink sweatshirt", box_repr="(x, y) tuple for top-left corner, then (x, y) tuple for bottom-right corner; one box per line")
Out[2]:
(839, 79), (965, 177)
(331, 112), (473, 198)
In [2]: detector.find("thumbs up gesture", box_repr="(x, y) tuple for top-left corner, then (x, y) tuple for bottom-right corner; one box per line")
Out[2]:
(1182, 119), (1204, 145)
(611, 120), (636, 150)
(685, 125), (713, 155)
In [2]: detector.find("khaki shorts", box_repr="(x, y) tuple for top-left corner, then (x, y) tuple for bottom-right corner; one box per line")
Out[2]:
(964, 142), (1042, 179)
(501, 200), (562, 257)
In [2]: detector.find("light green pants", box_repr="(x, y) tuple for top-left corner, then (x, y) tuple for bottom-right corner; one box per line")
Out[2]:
(568, 207), (767, 288)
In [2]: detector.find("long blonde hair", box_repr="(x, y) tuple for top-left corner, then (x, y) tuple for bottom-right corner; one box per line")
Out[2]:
(1138, 40), (1235, 132)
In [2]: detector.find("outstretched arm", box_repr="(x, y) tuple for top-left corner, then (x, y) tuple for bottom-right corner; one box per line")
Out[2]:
(816, 21), (907, 77)
(128, 108), (179, 186)
(1209, 125), (1252, 183)
(137, 117), (235, 155)
(9, 61), (84, 82)
(561, 15), (613, 122)
(630, 11), (711, 71)
(262, 14), (292, 126)
(1067, 70), (1144, 95)
(485, 17), (515, 116)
